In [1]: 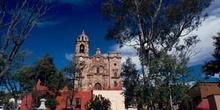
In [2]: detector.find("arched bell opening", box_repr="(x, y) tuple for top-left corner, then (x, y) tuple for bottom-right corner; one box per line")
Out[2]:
(79, 44), (85, 53)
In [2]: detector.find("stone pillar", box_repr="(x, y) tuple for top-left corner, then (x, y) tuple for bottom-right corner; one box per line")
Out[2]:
(37, 98), (47, 110)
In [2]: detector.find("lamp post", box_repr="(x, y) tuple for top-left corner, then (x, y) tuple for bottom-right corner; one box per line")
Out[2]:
(169, 82), (173, 110)
(168, 72), (173, 110)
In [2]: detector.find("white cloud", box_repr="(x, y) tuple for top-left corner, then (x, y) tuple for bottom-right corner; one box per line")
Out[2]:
(65, 0), (220, 71)
(107, 15), (220, 69)
(37, 20), (61, 28)
(65, 53), (74, 61)
(199, 73), (220, 82)
(186, 81), (196, 88)
(108, 44), (142, 70)
(189, 16), (220, 66)
(213, 74), (220, 78)
(107, 1), (220, 69)
(204, 0), (220, 16)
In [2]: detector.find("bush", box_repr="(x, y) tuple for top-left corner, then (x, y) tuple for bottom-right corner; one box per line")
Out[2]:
(85, 94), (111, 110)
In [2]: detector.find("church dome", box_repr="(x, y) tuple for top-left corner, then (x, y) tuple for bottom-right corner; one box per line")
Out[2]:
(77, 30), (89, 42)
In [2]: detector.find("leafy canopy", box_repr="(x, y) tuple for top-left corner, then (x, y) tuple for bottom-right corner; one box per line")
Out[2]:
(85, 94), (111, 110)
(121, 57), (140, 108)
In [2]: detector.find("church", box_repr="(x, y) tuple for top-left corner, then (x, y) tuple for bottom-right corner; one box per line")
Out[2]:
(74, 30), (122, 91)
(70, 30), (125, 110)
(20, 30), (125, 110)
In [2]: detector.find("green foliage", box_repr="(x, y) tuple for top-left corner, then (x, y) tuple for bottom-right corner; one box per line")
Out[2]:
(0, 91), (9, 105)
(202, 32), (220, 77)
(47, 71), (67, 94)
(101, 0), (211, 53)
(121, 57), (140, 108)
(148, 53), (191, 108)
(62, 60), (75, 90)
(17, 54), (67, 93)
(0, 91), (19, 109)
(14, 54), (67, 109)
(121, 54), (192, 109)
(17, 66), (36, 92)
(34, 54), (58, 86)
(101, 0), (210, 109)
(0, 50), (31, 110)
(85, 94), (111, 110)
(45, 96), (59, 108)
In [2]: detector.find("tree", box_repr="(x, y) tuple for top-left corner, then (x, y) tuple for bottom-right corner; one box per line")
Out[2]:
(17, 54), (67, 109)
(101, 0), (211, 109)
(101, 0), (211, 79)
(202, 32), (220, 77)
(62, 57), (87, 109)
(0, 0), (53, 78)
(0, 50), (31, 109)
(121, 53), (192, 109)
(62, 60), (76, 109)
(85, 94), (111, 110)
(34, 54), (67, 94)
(148, 53), (191, 109)
(121, 57), (140, 109)
(62, 60), (75, 90)
(18, 54), (64, 92)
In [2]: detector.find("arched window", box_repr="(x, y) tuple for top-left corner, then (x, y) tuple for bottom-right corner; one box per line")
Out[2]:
(95, 83), (102, 90)
(97, 67), (99, 73)
(79, 44), (85, 53)
(114, 81), (118, 87)
(82, 36), (84, 41)
(75, 98), (81, 109)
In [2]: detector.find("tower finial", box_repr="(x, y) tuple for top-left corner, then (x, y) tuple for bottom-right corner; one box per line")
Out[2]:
(82, 25), (85, 34)
(82, 30), (85, 34)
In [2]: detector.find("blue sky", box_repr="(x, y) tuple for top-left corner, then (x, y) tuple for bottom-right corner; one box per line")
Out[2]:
(22, 0), (115, 68)
(21, 0), (220, 80)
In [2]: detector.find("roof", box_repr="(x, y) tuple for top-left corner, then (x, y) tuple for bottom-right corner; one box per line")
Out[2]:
(77, 30), (89, 42)
(188, 82), (220, 98)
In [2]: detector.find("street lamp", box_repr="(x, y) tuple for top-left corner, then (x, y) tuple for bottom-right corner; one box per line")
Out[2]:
(167, 72), (173, 110)
(169, 82), (173, 110)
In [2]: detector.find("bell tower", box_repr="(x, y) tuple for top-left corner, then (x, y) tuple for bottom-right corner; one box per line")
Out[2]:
(75, 30), (89, 58)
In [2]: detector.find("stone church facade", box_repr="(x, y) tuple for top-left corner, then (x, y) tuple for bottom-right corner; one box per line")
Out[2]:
(74, 30), (122, 91)
(20, 30), (124, 110)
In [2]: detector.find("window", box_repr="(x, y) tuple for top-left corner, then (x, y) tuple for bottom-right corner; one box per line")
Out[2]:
(82, 36), (84, 41)
(79, 44), (85, 53)
(114, 81), (118, 87)
(97, 67), (99, 73)
(76, 98), (81, 109)
(114, 72), (117, 77)
(114, 63), (117, 66)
